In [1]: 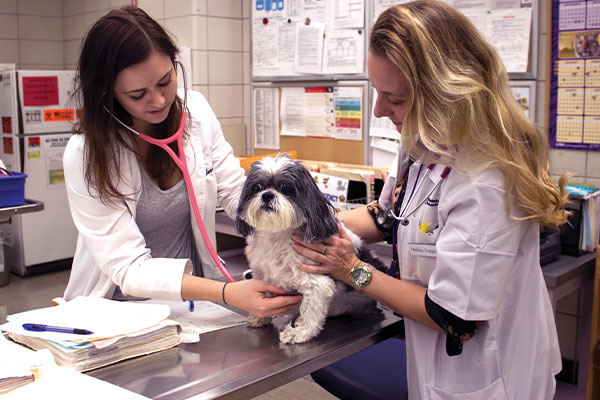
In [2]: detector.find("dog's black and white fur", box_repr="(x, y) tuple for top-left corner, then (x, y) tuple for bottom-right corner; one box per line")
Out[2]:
(236, 154), (386, 344)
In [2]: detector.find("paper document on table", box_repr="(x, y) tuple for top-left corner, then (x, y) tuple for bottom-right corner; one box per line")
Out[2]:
(0, 335), (149, 398)
(139, 299), (247, 343)
(0, 334), (49, 394)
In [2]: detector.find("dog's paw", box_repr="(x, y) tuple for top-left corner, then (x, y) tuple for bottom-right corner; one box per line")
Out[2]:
(279, 322), (319, 344)
(247, 316), (271, 328)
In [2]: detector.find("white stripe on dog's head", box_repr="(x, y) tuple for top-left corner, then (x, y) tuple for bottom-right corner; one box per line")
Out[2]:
(255, 155), (295, 175)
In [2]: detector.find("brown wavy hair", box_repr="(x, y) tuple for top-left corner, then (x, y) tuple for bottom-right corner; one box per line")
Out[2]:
(72, 6), (186, 204)
(370, 0), (570, 228)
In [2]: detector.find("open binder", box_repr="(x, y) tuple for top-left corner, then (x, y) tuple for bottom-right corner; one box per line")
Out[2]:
(0, 297), (181, 372)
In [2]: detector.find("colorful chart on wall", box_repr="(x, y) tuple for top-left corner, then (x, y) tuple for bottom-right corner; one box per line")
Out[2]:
(549, 0), (600, 150)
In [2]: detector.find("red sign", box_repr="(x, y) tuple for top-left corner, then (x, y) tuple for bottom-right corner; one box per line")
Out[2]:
(43, 109), (75, 122)
(28, 136), (41, 148)
(1, 116), (11, 133)
(3, 137), (13, 154)
(22, 76), (59, 106)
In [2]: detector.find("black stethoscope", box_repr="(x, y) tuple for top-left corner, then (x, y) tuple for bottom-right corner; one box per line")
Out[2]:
(378, 163), (452, 227)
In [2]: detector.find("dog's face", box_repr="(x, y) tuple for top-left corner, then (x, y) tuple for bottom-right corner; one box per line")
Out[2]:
(236, 155), (338, 241)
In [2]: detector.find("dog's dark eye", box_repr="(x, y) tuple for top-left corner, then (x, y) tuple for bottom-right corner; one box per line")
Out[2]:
(252, 183), (263, 193)
(279, 183), (293, 195)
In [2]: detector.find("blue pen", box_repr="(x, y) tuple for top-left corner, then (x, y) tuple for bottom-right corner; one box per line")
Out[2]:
(188, 300), (194, 311)
(22, 323), (94, 335)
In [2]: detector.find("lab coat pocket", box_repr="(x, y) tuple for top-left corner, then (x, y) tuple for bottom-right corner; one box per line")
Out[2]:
(416, 199), (440, 236)
(410, 218), (441, 251)
(408, 229), (439, 258)
(423, 377), (507, 400)
(406, 224), (440, 282)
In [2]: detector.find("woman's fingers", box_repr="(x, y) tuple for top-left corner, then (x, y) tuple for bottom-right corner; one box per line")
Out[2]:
(291, 235), (332, 255)
(255, 291), (302, 318)
(297, 262), (331, 274)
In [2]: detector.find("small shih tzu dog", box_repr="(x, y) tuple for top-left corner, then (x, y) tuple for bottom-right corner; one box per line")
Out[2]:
(236, 154), (386, 344)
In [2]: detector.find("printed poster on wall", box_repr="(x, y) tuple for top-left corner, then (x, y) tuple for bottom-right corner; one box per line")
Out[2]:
(253, 88), (280, 149)
(549, 0), (600, 150)
(333, 86), (363, 140)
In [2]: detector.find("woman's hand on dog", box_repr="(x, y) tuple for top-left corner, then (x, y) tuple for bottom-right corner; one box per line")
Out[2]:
(226, 279), (302, 319)
(292, 225), (362, 284)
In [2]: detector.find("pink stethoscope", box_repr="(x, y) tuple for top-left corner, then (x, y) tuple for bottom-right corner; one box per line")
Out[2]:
(389, 163), (452, 226)
(104, 61), (235, 283)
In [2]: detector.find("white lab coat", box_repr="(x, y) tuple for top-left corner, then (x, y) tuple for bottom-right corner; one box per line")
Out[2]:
(62, 89), (245, 301)
(382, 154), (561, 399)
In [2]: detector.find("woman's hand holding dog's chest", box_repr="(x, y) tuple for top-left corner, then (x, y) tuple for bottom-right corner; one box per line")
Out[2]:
(292, 225), (361, 285)
(225, 280), (303, 319)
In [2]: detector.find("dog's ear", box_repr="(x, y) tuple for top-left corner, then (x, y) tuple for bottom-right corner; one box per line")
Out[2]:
(236, 217), (254, 237)
(295, 163), (338, 242)
(235, 162), (262, 237)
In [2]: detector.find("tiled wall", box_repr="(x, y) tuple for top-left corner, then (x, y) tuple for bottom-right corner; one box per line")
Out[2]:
(0, 0), (64, 69)
(0, 0), (251, 154)
(0, 0), (597, 178)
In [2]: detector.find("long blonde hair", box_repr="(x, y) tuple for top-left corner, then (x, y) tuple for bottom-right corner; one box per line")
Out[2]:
(370, 0), (570, 228)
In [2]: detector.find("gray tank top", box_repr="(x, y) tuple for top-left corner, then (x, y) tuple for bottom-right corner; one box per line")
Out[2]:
(112, 166), (199, 301)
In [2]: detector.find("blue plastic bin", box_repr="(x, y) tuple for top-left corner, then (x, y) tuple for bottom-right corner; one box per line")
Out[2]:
(0, 171), (27, 207)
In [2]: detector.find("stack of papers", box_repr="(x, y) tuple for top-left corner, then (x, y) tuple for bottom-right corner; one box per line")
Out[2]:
(0, 296), (181, 372)
(139, 299), (247, 343)
(0, 374), (35, 394)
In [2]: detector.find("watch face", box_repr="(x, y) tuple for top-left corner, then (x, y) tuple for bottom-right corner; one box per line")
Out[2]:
(352, 266), (371, 287)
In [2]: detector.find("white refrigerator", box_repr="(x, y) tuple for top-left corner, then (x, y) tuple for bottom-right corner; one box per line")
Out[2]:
(0, 69), (79, 276)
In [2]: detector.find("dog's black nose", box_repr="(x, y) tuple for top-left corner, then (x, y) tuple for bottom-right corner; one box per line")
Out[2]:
(262, 191), (274, 203)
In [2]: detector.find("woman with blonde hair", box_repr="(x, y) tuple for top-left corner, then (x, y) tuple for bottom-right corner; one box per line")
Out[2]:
(294, 1), (569, 398)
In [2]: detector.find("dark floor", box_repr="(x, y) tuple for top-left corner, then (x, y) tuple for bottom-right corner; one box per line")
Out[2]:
(0, 268), (587, 399)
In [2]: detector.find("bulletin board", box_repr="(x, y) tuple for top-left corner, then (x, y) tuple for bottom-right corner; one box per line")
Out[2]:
(548, 0), (600, 150)
(376, 0), (538, 79)
(251, 0), (370, 81)
(249, 0), (539, 165)
(251, 0), (537, 81)
(251, 81), (369, 164)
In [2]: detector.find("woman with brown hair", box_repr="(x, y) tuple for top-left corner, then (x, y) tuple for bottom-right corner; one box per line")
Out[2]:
(63, 6), (301, 319)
